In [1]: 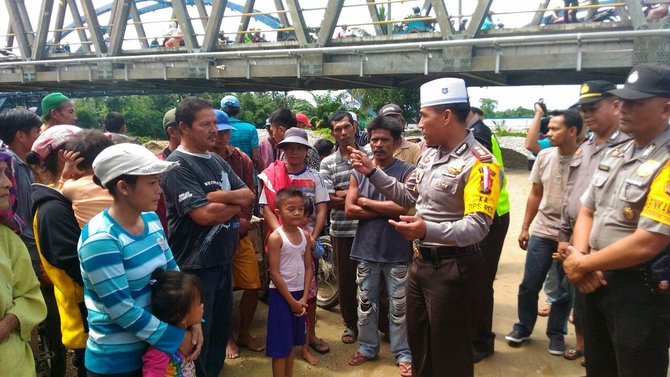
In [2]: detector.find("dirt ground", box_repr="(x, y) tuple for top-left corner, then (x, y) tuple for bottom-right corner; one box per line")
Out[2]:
(224, 169), (587, 377)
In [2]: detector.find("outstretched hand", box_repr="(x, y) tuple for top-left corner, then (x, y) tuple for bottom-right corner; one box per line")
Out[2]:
(388, 215), (427, 240)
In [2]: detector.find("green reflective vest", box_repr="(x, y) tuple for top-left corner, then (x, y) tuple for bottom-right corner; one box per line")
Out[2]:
(491, 134), (510, 216)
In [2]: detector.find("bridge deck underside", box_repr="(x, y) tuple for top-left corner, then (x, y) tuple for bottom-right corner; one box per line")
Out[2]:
(0, 38), (648, 93)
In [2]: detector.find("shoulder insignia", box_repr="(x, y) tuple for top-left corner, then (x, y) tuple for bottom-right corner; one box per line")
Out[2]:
(609, 130), (620, 142)
(575, 148), (582, 156)
(470, 145), (493, 163)
(643, 143), (657, 159)
(455, 142), (468, 156)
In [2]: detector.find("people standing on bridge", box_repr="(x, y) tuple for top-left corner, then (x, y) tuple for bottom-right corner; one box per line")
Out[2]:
(349, 77), (502, 377)
(378, 103), (422, 165)
(221, 95), (265, 174)
(320, 111), (367, 348)
(102, 111), (127, 135)
(562, 64), (670, 377)
(464, 102), (511, 363)
(41, 92), (76, 132)
(563, 0), (579, 23)
(506, 109), (582, 356)
(161, 97), (255, 377)
(344, 115), (414, 377)
(210, 110), (266, 360)
(554, 80), (626, 364)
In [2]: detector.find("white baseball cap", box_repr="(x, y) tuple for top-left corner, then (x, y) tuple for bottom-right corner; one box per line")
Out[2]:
(420, 78), (469, 107)
(93, 143), (178, 186)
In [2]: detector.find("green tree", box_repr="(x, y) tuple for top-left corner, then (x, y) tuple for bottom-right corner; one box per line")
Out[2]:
(354, 88), (420, 123)
(479, 98), (498, 116)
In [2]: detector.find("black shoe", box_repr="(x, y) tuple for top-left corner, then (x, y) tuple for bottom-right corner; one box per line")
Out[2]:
(473, 348), (493, 363)
(505, 329), (530, 347)
(548, 336), (565, 356)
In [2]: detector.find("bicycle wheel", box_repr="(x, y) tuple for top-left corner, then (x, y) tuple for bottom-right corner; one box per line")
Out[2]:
(316, 235), (339, 309)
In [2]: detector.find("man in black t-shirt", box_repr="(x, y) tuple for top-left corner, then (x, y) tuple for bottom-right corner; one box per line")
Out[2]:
(161, 97), (254, 377)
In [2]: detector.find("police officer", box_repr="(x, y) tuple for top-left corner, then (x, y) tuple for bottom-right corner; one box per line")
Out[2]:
(555, 80), (628, 361)
(349, 77), (502, 377)
(563, 64), (670, 377)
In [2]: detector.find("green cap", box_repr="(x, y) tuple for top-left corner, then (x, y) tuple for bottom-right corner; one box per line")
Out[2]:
(163, 108), (177, 129)
(41, 92), (70, 117)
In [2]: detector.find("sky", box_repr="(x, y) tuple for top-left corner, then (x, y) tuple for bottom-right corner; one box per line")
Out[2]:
(0, 0), (598, 110)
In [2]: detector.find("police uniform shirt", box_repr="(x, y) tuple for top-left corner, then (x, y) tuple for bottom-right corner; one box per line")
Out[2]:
(581, 126), (670, 251)
(558, 130), (630, 242)
(368, 130), (502, 247)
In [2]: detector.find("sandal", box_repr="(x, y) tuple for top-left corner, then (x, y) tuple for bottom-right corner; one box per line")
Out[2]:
(563, 348), (584, 360)
(537, 303), (552, 317)
(398, 361), (412, 377)
(309, 338), (330, 354)
(348, 351), (374, 366)
(341, 327), (357, 344)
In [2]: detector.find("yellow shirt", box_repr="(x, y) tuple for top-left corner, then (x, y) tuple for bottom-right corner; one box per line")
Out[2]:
(0, 225), (47, 377)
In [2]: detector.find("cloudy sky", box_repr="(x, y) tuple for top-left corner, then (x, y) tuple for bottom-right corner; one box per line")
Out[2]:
(0, 0), (595, 110)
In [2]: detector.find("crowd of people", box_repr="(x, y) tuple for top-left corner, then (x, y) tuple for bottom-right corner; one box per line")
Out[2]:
(0, 63), (669, 377)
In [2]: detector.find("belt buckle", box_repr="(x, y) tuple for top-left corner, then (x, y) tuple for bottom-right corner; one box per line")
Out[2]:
(412, 242), (422, 260)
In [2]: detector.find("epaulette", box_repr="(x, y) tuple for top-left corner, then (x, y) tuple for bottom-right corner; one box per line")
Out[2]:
(470, 145), (493, 163)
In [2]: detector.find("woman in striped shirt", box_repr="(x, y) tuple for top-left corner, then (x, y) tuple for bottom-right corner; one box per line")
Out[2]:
(78, 143), (202, 376)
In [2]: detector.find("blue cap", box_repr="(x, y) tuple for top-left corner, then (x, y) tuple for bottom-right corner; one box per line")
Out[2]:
(214, 110), (236, 131)
(221, 95), (240, 109)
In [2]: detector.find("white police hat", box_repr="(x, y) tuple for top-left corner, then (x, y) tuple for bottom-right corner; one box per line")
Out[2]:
(420, 78), (469, 107)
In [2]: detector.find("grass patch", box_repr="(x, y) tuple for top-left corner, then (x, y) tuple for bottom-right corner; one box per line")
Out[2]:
(494, 130), (526, 137)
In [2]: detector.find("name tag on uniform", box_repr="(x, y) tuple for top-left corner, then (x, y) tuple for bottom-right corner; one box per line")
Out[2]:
(598, 164), (610, 172)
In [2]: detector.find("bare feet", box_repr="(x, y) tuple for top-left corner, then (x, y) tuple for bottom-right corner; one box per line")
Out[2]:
(302, 345), (319, 365)
(226, 338), (240, 359)
(237, 333), (265, 352)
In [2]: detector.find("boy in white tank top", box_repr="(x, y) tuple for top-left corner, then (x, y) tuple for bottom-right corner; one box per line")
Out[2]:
(265, 188), (313, 376)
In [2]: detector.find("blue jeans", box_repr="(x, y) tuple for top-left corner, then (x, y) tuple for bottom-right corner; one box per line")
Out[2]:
(513, 236), (572, 339)
(543, 260), (560, 304)
(355, 261), (411, 363)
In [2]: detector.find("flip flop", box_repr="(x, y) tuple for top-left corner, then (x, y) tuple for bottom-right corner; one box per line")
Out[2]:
(563, 348), (584, 360)
(348, 351), (374, 366)
(341, 327), (357, 344)
(309, 338), (330, 354)
(398, 361), (413, 377)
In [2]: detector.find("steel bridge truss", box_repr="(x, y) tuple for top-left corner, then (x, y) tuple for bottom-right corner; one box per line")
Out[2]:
(1, 0), (669, 93)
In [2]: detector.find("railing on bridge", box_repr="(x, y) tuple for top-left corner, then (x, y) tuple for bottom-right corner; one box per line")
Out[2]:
(0, 0), (669, 92)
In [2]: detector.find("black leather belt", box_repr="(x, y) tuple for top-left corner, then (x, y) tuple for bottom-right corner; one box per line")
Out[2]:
(414, 243), (480, 269)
